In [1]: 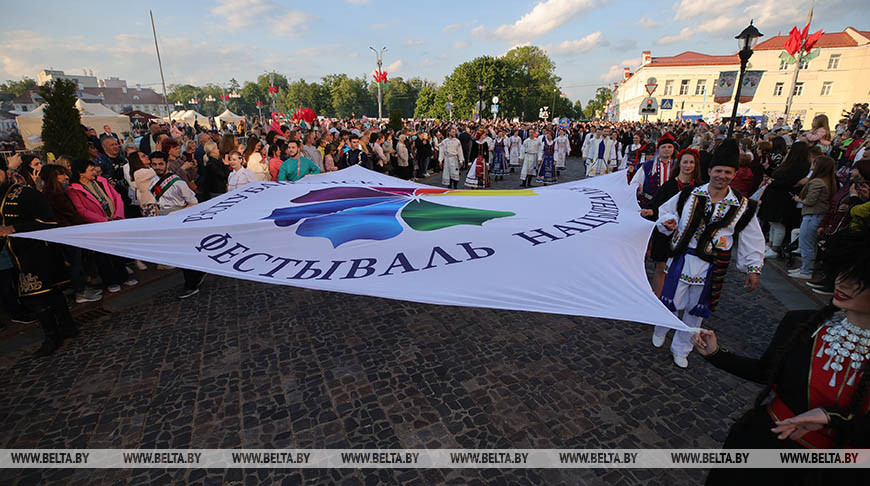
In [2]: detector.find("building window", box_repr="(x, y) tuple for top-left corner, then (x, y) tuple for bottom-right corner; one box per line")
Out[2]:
(679, 79), (690, 95)
(780, 59), (788, 70)
(773, 82), (784, 96)
(827, 54), (840, 69)
(694, 80), (707, 96)
(820, 82), (832, 96)
(663, 80), (674, 95)
(793, 82), (804, 96)
(800, 60), (809, 70)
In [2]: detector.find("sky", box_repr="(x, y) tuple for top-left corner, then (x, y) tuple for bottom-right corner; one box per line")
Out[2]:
(1, 0), (868, 104)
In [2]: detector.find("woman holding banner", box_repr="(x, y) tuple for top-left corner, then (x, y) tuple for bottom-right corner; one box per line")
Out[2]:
(691, 228), (870, 485)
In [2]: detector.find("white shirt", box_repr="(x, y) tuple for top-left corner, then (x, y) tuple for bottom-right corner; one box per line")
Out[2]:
(154, 175), (197, 212)
(228, 167), (257, 191)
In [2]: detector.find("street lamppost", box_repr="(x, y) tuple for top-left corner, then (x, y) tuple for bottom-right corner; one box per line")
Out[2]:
(728, 21), (763, 138)
(369, 46), (387, 119)
(477, 82), (485, 122)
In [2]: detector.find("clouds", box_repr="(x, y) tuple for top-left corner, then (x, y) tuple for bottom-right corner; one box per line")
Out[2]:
(402, 40), (424, 47)
(386, 60), (404, 73)
(490, 0), (607, 41)
(658, 0), (812, 45)
(545, 32), (607, 56)
(0, 29), (256, 87)
(600, 57), (642, 82)
(442, 21), (476, 33)
(210, 0), (316, 37)
(636, 17), (661, 28)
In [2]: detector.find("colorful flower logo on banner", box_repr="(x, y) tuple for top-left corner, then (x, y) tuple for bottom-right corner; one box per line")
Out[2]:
(265, 187), (534, 247)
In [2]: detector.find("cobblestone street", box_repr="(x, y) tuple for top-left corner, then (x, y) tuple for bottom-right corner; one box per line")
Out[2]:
(0, 158), (818, 485)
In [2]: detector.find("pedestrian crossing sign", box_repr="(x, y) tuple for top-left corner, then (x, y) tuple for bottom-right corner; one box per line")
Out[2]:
(661, 99), (674, 110)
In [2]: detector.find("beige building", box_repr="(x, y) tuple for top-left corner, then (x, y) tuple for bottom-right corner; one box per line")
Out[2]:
(610, 27), (870, 125)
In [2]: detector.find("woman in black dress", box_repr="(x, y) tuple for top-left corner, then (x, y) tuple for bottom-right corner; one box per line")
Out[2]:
(641, 148), (702, 296)
(691, 228), (870, 485)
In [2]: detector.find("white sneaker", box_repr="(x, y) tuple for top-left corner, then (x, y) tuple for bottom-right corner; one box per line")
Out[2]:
(123, 278), (139, 287)
(652, 334), (665, 348)
(135, 260), (148, 271)
(791, 272), (812, 280)
(126, 266), (134, 275)
(673, 355), (689, 368)
(107, 284), (122, 293)
(764, 248), (778, 259)
(75, 290), (102, 303)
(787, 268), (802, 275)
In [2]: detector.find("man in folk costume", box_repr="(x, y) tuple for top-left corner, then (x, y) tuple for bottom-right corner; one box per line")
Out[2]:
(507, 129), (522, 173)
(630, 133), (677, 209)
(607, 130), (624, 173)
(464, 130), (490, 189)
(554, 127), (571, 175)
(439, 128), (465, 189)
(0, 157), (76, 357)
(585, 127), (617, 177)
(581, 126), (602, 169)
(652, 138), (765, 368)
(519, 129), (541, 188)
(536, 129), (558, 185)
(490, 130), (509, 181)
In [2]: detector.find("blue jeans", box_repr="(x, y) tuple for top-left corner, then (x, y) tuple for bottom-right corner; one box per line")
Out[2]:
(799, 214), (824, 274)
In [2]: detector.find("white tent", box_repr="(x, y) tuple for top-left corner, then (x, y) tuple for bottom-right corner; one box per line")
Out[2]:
(216, 109), (244, 125)
(172, 110), (210, 126)
(16, 100), (131, 150)
(736, 104), (763, 117)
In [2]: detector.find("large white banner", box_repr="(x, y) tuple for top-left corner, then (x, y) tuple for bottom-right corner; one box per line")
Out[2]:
(15, 166), (686, 330)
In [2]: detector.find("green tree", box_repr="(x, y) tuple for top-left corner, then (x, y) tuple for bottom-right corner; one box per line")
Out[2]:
(583, 87), (613, 119)
(39, 79), (87, 158)
(414, 85), (437, 118)
(0, 77), (37, 102)
(502, 46), (560, 121)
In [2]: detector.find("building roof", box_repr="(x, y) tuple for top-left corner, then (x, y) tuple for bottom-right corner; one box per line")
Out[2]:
(754, 27), (870, 50)
(648, 51), (739, 67)
(11, 86), (164, 107)
(11, 89), (41, 105)
(79, 87), (164, 105)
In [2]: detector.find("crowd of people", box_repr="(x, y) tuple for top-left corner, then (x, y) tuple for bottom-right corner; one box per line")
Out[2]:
(0, 101), (868, 478)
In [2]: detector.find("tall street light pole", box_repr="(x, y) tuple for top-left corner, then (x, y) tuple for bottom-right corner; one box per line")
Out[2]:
(728, 21), (763, 138)
(370, 46), (386, 119)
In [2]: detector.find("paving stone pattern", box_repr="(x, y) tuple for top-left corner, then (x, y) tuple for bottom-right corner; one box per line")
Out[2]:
(0, 159), (799, 485)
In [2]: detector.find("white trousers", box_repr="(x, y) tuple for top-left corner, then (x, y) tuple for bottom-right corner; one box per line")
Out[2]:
(653, 283), (704, 358)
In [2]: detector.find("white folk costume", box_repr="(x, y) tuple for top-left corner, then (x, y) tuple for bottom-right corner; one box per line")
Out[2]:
(554, 132), (571, 170)
(608, 137), (623, 172)
(653, 140), (765, 362)
(519, 136), (541, 181)
(507, 134), (522, 168)
(464, 138), (490, 189)
(581, 133), (600, 167)
(439, 137), (465, 188)
(585, 137), (616, 177)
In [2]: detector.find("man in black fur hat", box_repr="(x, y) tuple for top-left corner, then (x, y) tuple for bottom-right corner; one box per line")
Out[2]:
(651, 138), (766, 368)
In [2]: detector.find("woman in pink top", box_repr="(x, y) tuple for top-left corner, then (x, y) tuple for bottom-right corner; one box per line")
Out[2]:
(267, 142), (286, 181)
(802, 114), (832, 155)
(65, 158), (137, 292)
(66, 159), (124, 223)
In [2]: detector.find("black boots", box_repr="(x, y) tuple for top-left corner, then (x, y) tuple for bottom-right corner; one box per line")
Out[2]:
(33, 319), (61, 357)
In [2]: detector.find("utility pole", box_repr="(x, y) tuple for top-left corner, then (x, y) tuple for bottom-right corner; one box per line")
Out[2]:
(552, 88), (558, 120)
(785, 1), (814, 122)
(149, 10), (170, 119)
(370, 46), (386, 119)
